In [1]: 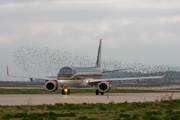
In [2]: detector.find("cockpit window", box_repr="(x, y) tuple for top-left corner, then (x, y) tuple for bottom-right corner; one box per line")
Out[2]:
(59, 68), (72, 75)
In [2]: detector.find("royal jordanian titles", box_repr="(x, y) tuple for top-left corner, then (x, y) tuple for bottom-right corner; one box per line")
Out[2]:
(7, 39), (167, 95)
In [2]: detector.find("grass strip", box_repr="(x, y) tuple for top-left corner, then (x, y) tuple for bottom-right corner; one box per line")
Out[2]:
(0, 100), (180, 120)
(0, 88), (173, 94)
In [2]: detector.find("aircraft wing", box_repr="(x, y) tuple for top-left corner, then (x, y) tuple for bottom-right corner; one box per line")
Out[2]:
(7, 66), (56, 81)
(7, 74), (56, 81)
(88, 75), (166, 83)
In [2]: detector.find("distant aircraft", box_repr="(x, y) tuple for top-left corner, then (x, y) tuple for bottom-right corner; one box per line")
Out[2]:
(7, 39), (167, 95)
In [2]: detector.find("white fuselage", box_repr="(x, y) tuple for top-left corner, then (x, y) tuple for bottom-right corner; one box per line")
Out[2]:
(57, 66), (102, 87)
(57, 80), (91, 87)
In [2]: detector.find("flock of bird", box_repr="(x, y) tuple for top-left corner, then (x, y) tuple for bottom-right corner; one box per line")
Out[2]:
(13, 45), (180, 82)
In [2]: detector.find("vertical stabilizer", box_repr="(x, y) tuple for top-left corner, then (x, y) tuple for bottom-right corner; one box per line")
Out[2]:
(96, 39), (102, 67)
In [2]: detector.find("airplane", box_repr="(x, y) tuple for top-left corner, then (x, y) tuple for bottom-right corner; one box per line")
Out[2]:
(7, 39), (168, 95)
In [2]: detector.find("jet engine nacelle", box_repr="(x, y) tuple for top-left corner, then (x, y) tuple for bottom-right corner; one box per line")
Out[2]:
(98, 81), (111, 92)
(45, 80), (58, 92)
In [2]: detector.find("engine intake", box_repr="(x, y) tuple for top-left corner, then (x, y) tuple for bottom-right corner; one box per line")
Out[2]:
(45, 80), (58, 92)
(98, 81), (111, 92)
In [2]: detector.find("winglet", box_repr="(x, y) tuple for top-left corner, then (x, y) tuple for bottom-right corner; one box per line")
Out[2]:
(96, 39), (102, 67)
(7, 65), (9, 76)
(162, 67), (170, 78)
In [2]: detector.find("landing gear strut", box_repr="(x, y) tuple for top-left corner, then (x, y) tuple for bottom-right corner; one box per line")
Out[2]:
(96, 89), (104, 95)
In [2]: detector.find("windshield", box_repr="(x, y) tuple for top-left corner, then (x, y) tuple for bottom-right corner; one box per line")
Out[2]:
(59, 68), (72, 75)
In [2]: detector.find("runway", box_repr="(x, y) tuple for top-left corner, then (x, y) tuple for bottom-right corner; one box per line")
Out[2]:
(0, 93), (180, 106)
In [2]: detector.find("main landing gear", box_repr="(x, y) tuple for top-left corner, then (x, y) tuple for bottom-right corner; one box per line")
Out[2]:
(96, 89), (104, 95)
(62, 86), (70, 95)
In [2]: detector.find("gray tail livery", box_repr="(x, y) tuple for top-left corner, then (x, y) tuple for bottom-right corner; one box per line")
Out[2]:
(96, 39), (102, 67)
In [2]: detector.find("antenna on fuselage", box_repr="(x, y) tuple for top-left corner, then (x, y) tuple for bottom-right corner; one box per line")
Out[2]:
(96, 39), (102, 68)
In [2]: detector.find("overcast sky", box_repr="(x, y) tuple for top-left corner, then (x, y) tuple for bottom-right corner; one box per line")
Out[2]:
(0, 0), (180, 81)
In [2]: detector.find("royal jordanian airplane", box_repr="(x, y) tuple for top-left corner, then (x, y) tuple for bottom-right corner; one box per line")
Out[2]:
(7, 39), (167, 95)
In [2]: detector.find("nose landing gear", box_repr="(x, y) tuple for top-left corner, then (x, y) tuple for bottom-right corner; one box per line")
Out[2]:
(62, 89), (70, 95)
(62, 86), (70, 95)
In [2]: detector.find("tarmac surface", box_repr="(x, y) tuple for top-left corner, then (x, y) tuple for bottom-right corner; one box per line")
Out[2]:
(0, 93), (180, 106)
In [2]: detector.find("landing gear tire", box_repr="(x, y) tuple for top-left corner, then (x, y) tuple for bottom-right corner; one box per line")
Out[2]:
(96, 89), (99, 95)
(101, 92), (104, 95)
(62, 89), (65, 95)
